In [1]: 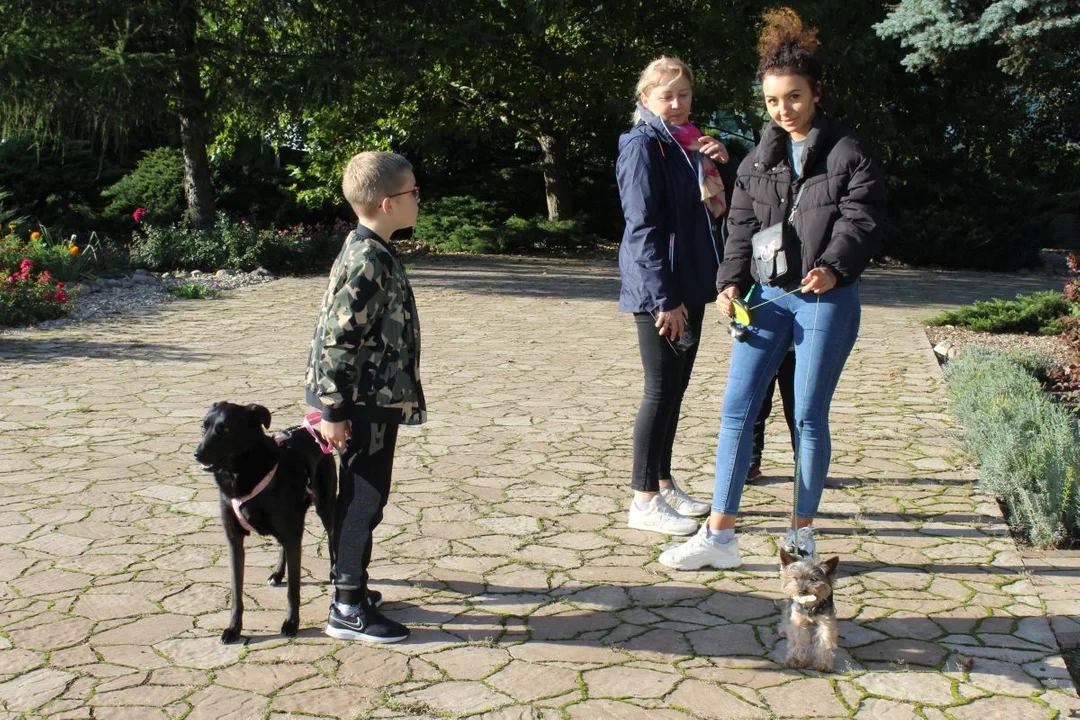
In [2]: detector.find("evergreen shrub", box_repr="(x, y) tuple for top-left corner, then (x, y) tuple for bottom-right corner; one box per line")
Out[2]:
(945, 346), (1080, 547)
(926, 292), (1076, 334)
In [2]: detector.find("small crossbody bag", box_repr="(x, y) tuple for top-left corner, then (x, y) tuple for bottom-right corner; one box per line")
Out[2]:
(751, 184), (806, 287)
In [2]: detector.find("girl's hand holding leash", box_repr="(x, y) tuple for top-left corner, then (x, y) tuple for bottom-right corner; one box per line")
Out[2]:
(800, 266), (837, 295)
(716, 286), (739, 318)
(655, 304), (688, 339)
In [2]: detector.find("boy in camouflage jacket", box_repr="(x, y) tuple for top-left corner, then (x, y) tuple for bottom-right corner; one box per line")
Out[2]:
(305, 151), (425, 643)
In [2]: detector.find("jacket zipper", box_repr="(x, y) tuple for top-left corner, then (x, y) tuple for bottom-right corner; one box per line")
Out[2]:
(656, 124), (723, 267)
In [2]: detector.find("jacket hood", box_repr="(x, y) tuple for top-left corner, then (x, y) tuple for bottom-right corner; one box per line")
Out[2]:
(619, 103), (681, 152)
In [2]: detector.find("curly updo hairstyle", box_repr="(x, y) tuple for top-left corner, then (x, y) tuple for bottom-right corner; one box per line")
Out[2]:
(756, 7), (822, 86)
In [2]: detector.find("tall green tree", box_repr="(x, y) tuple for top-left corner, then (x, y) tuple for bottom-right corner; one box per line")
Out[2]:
(0, 0), (223, 227)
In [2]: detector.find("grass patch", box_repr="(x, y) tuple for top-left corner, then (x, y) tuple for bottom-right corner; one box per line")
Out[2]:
(164, 279), (220, 299)
(926, 291), (1075, 334)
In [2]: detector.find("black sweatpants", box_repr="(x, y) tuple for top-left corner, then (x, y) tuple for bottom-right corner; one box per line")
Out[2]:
(631, 305), (706, 492)
(332, 421), (398, 606)
(751, 348), (797, 465)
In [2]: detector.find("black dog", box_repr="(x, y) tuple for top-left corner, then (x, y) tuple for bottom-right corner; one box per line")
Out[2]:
(194, 401), (336, 644)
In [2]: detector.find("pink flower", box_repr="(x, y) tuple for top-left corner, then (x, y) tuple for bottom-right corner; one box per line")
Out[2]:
(133, 207), (148, 223)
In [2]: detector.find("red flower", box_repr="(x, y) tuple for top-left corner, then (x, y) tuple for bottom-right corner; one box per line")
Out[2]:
(133, 207), (148, 223)
(56, 282), (64, 289)
(43, 292), (53, 301)
(55, 290), (67, 303)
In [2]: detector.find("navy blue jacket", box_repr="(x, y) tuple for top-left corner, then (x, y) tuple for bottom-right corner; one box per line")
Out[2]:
(616, 106), (720, 313)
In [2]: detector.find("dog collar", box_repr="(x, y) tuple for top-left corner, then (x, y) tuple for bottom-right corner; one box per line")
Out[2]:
(230, 463), (278, 533)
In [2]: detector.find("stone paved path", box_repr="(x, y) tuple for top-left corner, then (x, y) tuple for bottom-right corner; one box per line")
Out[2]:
(1, 258), (1078, 719)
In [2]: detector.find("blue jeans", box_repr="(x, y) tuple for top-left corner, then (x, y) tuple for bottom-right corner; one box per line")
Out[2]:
(712, 281), (861, 518)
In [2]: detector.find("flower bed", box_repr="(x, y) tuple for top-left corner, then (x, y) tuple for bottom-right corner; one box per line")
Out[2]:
(0, 259), (68, 327)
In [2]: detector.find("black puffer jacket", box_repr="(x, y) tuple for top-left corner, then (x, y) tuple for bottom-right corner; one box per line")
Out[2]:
(716, 112), (884, 293)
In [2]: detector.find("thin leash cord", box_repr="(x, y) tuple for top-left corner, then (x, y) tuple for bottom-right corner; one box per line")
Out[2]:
(749, 284), (805, 312)
(792, 293), (821, 535)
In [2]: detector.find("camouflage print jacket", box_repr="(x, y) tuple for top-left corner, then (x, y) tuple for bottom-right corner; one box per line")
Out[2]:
(305, 224), (426, 425)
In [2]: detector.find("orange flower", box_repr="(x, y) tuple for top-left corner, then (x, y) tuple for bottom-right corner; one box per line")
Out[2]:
(69, 244), (80, 256)
(30, 231), (41, 241)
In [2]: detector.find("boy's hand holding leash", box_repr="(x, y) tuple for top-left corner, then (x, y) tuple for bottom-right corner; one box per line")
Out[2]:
(320, 419), (351, 451)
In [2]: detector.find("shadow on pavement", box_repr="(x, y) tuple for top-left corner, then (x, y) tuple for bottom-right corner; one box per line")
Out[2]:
(0, 337), (214, 363)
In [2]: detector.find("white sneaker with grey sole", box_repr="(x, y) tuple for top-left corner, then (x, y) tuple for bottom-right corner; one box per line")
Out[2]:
(658, 524), (742, 570)
(628, 493), (698, 536)
(659, 478), (710, 518)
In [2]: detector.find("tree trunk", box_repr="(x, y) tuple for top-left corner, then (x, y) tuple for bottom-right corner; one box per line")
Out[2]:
(176, 1), (216, 230)
(538, 132), (572, 221)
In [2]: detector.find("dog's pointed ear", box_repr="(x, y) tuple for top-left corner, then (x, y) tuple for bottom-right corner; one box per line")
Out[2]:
(248, 404), (272, 429)
(780, 548), (797, 567)
(822, 556), (840, 576)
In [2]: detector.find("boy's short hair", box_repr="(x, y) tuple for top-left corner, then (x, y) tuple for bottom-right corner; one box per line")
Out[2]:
(341, 152), (413, 217)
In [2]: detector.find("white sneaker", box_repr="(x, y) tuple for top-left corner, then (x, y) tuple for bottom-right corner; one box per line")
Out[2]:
(658, 524), (742, 570)
(659, 478), (710, 518)
(783, 526), (816, 557)
(628, 494), (699, 536)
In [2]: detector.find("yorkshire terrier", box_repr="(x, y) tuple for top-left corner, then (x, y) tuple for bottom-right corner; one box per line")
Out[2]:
(778, 549), (840, 671)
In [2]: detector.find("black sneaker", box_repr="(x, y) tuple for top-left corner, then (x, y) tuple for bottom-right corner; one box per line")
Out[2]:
(366, 589), (383, 608)
(325, 603), (409, 643)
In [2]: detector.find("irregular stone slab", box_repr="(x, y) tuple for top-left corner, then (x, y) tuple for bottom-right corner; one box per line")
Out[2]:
(425, 646), (510, 680)
(155, 637), (244, 669)
(272, 685), (379, 716)
(488, 660), (579, 702)
(947, 696), (1055, 720)
(583, 666), (678, 699)
(335, 645), (410, 687)
(855, 672), (955, 704)
(213, 663), (314, 694)
(760, 678), (847, 717)
(0, 648), (44, 675)
(96, 645), (171, 670)
(850, 639), (946, 666)
(666, 679), (768, 718)
(393, 681), (511, 716)
(966, 657), (1044, 696)
(73, 593), (157, 621)
(91, 615), (193, 646)
(855, 697), (922, 718)
(88, 683), (190, 707)
(688, 624), (764, 657)
(565, 699), (695, 719)
(8, 616), (93, 651)
(0, 667), (73, 712)
(184, 685), (267, 720)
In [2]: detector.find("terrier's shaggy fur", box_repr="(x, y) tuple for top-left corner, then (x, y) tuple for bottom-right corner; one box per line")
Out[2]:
(778, 549), (839, 671)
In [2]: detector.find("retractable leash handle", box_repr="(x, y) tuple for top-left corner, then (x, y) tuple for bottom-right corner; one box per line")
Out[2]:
(727, 283), (808, 340)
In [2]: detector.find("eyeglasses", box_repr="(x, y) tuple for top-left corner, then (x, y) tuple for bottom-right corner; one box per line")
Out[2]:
(386, 186), (420, 202)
